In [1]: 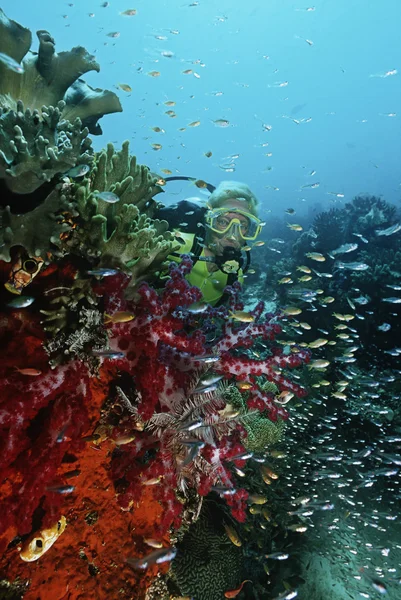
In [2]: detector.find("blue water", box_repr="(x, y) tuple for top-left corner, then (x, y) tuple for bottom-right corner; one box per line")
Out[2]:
(3, 0), (400, 222)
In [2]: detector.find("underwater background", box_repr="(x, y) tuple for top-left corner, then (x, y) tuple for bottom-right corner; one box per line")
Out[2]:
(0, 1), (401, 600)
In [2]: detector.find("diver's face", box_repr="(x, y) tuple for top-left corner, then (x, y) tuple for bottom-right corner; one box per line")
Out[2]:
(206, 199), (250, 256)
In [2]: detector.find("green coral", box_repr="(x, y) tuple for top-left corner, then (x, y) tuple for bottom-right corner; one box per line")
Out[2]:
(221, 383), (285, 452)
(170, 500), (243, 600)
(0, 8), (121, 194)
(0, 100), (93, 194)
(69, 141), (174, 297)
(0, 182), (77, 262)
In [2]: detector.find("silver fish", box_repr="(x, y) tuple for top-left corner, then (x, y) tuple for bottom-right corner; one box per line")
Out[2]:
(95, 191), (120, 203)
(126, 547), (177, 570)
(7, 296), (35, 308)
(0, 52), (24, 73)
(65, 164), (90, 178)
(336, 261), (369, 271)
(382, 297), (401, 304)
(375, 222), (401, 236)
(329, 242), (358, 257)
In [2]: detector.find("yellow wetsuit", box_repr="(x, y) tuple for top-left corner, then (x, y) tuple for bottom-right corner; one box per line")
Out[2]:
(169, 232), (244, 306)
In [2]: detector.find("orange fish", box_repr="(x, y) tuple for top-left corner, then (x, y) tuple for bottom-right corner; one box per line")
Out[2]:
(14, 367), (42, 376)
(224, 580), (252, 598)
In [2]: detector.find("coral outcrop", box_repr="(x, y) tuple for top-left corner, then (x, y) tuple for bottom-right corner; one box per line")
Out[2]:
(0, 8), (122, 194)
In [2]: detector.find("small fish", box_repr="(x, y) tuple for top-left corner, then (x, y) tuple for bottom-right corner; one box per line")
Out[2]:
(120, 9), (137, 16)
(382, 297), (401, 304)
(301, 182), (320, 189)
(152, 127), (165, 133)
(237, 381), (253, 391)
(194, 179), (208, 189)
(7, 295), (35, 308)
(375, 223), (401, 236)
(224, 580), (252, 598)
(329, 243), (358, 256)
(287, 223), (303, 231)
(188, 120), (201, 127)
(148, 70), (161, 77)
(46, 485), (75, 494)
(298, 275), (312, 282)
(161, 168), (172, 174)
(213, 119), (230, 127)
(305, 252), (325, 262)
(91, 350), (126, 359)
(104, 311), (135, 324)
(204, 151), (213, 157)
(142, 476), (163, 486)
(308, 359), (330, 370)
(107, 31), (120, 38)
(378, 323), (391, 332)
(336, 261), (369, 271)
(192, 354), (220, 363)
(308, 338), (328, 348)
(86, 267), (120, 277)
(286, 208), (295, 214)
(272, 590), (298, 600)
(297, 265), (312, 274)
(95, 191), (120, 203)
(144, 538), (164, 549)
(126, 547), (177, 570)
(187, 301), (208, 313)
(164, 100), (176, 106)
(117, 83), (132, 92)
(152, 143), (162, 150)
(332, 313), (355, 321)
(228, 310), (254, 323)
(224, 524), (242, 546)
(278, 277), (293, 285)
(266, 552), (289, 560)
(65, 164), (90, 178)
(282, 306), (302, 316)
(254, 240), (265, 247)
(0, 52), (24, 73)
(14, 367), (42, 376)
(178, 418), (204, 432)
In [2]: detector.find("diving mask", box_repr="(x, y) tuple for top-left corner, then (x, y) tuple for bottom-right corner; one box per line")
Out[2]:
(205, 207), (263, 241)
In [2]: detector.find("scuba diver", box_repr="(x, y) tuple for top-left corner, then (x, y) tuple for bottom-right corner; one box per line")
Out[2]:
(156, 180), (264, 306)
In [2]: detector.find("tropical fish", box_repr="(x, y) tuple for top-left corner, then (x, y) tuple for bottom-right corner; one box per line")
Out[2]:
(223, 523), (242, 546)
(305, 252), (325, 262)
(0, 52), (24, 73)
(86, 267), (120, 277)
(117, 83), (132, 92)
(336, 261), (369, 271)
(375, 223), (401, 236)
(329, 243), (358, 256)
(228, 310), (254, 322)
(213, 119), (230, 127)
(65, 164), (90, 178)
(14, 367), (42, 376)
(20, 517), (67, 562)
(104, 311), (135, 324)
(120, 9), (137, 16)
(224, 580), (252, 598)
(7, 295), (35, 308)
(126, 547), (177, 569)
(287, 224), (303, 231)
(95, 191), (120, 203)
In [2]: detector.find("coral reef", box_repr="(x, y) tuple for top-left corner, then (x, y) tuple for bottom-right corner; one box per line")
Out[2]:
(0, 8), (122, 194)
